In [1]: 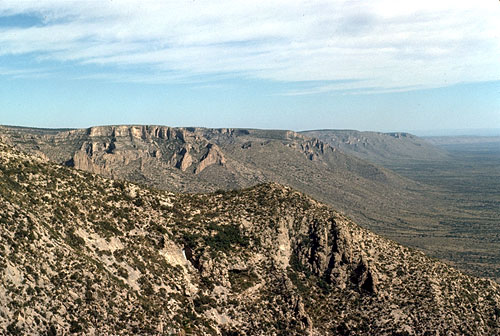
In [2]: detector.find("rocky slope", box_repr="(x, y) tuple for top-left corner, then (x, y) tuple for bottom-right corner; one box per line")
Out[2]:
(1, 141), (500, 335)
(3, 125), (500, 281)
(0, 125), (428, 235)
(301, 129), (449, 165)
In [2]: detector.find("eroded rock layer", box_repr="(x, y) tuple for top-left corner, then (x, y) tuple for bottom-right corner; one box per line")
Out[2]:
(0, 142), (499, 335)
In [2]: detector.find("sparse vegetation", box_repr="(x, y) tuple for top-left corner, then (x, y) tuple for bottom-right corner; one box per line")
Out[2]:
(0, 136), (499, 335)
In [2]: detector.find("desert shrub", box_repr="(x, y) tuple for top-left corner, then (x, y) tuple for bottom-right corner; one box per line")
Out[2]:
(112, 181), (126, 191)
(69, 320), (82, 333)
(96, 220), (122, 237)
(116, 266), (129, 279)
(205, 224), (249, 253)
(228, 269), (259, 292)
(6, 321), (21, 334)
(133, 196), (144, 207)
(67, 229), (85, 249)
(193, 294), (216, 313)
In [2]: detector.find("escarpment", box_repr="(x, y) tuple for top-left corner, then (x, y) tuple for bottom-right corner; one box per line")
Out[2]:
(3, 124), (499, 283)
(0, 124), (410, 211)
(1, 142), (500, 335)
(70, 125), (228, 177)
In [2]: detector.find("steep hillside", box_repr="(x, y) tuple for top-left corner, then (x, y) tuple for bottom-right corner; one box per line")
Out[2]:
(0, 125), (426, 239)
(301, 129), (448, 165)
(1, 141), (499, 335)
(301, 129), (500, 281)
(3, 125), (500, 281)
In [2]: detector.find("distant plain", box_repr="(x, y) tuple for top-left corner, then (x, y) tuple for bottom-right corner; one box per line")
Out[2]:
(381, 137), (500, 281)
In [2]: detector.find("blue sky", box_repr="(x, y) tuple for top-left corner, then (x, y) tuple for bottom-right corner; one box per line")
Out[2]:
(1, 1), (499, 133)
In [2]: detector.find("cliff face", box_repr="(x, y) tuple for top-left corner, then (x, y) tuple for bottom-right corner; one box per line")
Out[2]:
(67, 125), (227, 178)
(301, 129), (449, 164)
(1, 141), (499, 335)
(0, 124), (412, 211)
(4, 124), (499, 282)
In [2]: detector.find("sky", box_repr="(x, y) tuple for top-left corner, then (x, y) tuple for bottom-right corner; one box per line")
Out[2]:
(0, 0), (499, 134)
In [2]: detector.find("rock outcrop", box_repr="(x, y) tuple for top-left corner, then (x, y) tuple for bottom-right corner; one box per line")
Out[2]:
(2, 124), (499, 282)
(175, 146), (193, 171)
(301, 129), (449, 164)
(70, 150), (108, 175)
(195, 144), (226, 174)
(1, 141), (499, 335)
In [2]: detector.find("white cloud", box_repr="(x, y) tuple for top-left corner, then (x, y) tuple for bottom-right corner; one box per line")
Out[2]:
(0, 66), (51, 79)
(0, 0), (499, 93)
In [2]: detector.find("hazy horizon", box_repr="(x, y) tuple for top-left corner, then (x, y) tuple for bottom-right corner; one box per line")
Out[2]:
(1, 1), (499, 132)
(3, 122), (500, 138)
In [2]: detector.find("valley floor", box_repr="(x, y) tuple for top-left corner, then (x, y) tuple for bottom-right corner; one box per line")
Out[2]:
(380, 142), (500, 281)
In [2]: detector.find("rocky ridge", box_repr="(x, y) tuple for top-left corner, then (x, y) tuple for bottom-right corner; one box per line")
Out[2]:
(300, 129), (449, 165)
(0, 125), (422, 230)
(3, 124), (499, 281)
(1, 141), (500, 335)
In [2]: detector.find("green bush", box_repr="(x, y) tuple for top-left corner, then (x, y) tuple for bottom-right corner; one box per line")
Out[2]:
(228, 269), (258, 292)
(67, 229), (85, 249)
(205, 224), (249, 253)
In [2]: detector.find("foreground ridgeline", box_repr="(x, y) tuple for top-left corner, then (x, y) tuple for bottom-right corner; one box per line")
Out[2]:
(0, 141), (499, 335)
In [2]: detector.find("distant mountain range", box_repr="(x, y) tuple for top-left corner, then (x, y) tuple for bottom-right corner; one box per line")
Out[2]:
(424, 135), (500, 146)
(411, 128), (500, 137)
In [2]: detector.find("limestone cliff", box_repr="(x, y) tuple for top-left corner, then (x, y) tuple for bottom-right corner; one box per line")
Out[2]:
(1, 141), (499, 335)
(2, 124), (498, 282)
(195, 144), (226, 174)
